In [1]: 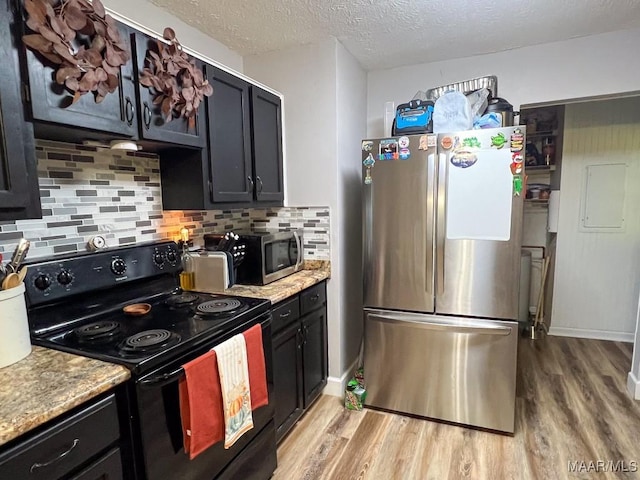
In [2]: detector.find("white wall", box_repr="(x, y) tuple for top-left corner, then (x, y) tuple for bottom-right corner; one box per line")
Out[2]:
(550, 98), (640, 341)
(336, 41), (367, 384)
(245, 38), (368, 393)
(366, 28), (640, 137)
(104, 0), (243, 73)
(243, 39), (339, 208)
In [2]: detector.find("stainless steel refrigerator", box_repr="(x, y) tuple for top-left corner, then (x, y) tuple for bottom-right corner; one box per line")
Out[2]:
(361, 127), (526, 433)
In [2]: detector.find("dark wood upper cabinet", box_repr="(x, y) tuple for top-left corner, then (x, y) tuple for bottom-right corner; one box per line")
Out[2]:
(160, 66), (285, 209)
(19, 18), (138, 140)
(0, 0), (40, 220)
(251, 86), (284, 203)
(131, 32), (206, 148)
(207, 66), (253, 203)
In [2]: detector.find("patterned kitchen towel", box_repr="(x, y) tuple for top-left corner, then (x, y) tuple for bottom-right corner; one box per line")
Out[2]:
(178, 350), (224, 459)
(213, 333), (254, 449)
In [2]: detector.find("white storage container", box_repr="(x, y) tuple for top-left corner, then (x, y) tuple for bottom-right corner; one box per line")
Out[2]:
(0, 283), (32, 368)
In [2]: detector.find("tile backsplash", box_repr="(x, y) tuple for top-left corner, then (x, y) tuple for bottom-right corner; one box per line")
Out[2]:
(0, 140), (330, 260)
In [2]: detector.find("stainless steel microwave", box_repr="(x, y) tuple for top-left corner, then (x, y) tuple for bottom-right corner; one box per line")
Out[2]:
(235, 230), (304, 285)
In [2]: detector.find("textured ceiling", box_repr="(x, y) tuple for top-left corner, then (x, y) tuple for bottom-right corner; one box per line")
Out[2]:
(149, 0), (640, 70)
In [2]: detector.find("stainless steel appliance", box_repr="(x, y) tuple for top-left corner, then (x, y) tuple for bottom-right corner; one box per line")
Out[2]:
(362, 127), (525, 433)
(24, 241), (276, 480)
(235, 230), (303, 285)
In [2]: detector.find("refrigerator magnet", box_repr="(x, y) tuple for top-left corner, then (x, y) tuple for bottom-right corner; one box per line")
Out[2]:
(399, 148), (411, 160)
(462, 136), (481, 148)
(362, 140), (373, 152)
(379, 139), (399, 160)
(513, 175), (523, 196)
(510, 161), (523, 175)
(491, 132), (507, 149)
(364, 167), (372, 185)
(510, 128), (524, 152)
(398, 136), (410, 148)
(363, 153), (376, 167)
(512, 152), (524, 164)
(440, 136), (453, 150)
(450, 149), (477, 168)
(419, 135), (428, 150)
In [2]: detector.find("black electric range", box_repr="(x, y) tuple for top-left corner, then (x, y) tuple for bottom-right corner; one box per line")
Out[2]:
(23, 241), (277, 480)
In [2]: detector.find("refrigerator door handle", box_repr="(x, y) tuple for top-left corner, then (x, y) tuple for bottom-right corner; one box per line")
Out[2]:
(436, 152), (447, 295)
(426, 153), (436, 296)
(368, 313), (513, 336)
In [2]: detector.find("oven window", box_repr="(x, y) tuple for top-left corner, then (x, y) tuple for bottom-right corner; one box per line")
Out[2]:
(264, 238), (297, 275)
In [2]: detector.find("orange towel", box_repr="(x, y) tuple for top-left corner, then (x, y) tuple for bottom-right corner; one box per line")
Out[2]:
(179, 351), (224, 460)
(243, 324), (269, 410)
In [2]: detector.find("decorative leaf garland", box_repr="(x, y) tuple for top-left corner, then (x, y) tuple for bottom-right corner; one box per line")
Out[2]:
(139, 28), (213, 125)
(22, 0), (130, 104)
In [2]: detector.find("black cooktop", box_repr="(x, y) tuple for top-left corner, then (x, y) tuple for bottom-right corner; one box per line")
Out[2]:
(25, 241), (270, 376)
(34, 290), (269, 375)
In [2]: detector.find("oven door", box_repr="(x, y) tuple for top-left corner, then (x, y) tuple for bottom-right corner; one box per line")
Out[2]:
(135, 314), (275, 480)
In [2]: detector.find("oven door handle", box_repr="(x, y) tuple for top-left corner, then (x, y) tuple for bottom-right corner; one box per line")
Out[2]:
(139, 367), (185, 388)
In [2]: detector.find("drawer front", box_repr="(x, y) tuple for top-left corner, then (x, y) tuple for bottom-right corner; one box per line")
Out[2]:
(0, 394), (120, 480)
(69, 447), (123, 480)
(300, 282), (326, 316)
(271, 297), (300, 334)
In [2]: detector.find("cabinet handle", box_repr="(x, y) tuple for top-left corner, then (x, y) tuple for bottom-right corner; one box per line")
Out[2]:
(247, 176), (255, 193)
(296, 328), (303, 349)
(125, 97), (135, 125)
(256, 176), (263, 194)
(143, 102), (152, 129)
(279, 310), (291, 319)
(302, 325), (309, 345)
(310, 294), (320, 302)
(30, 438), (80, 472)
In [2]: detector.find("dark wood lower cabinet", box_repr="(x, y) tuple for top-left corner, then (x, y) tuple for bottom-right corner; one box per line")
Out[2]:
(302, 308), (328, 408)
(273, 322), (304, 441)
(272, 281), (327, 444)
(0, 393), (123, 480)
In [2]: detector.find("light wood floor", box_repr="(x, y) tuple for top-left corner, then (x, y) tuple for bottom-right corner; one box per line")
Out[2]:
(273, 336), (639, 480)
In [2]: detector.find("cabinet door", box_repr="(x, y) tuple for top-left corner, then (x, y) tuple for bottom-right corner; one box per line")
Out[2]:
(301, 307), (328, 409)
(0, 0), (40, 220)
(206, 66), (253, 203)
(132, 32), (206, 148)
(21, 19), (138, 138)
(250, 86), (284, 204)
(273, 322), (303, 443)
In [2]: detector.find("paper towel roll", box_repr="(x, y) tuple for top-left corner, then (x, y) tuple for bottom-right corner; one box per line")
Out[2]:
(547, 190), (560, 233)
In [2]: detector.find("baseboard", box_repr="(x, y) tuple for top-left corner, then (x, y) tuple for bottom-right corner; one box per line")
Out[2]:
(627, 372), (640, 400)
(548, 326), (634, 343)
(323, 357), (359, 398)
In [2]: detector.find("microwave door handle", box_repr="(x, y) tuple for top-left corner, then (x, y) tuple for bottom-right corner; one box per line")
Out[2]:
(293, 231), (303, 267)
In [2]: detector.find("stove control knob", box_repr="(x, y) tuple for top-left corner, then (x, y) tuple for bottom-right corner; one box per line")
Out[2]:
(111, 258), (127, 276)
(34, 274), (51, 291)
(153, 251), (164, 267)
(166, 249), (178, 265)
(57, 270), (73, 286)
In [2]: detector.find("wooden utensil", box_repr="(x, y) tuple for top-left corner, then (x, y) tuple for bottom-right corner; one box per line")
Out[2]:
(2, 272), (20, 290)
(17, 266), (27, 283)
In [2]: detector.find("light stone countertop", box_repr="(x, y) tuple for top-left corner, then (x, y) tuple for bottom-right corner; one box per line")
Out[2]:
(211, 261), (330, 304)
(0, 346), (130, 447)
